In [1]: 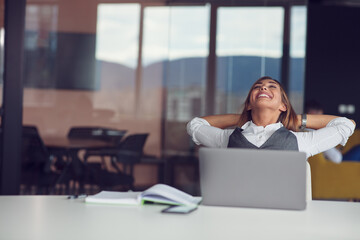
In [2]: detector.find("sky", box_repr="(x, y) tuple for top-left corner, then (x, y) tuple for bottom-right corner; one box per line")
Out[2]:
(95, 4), (307, 68)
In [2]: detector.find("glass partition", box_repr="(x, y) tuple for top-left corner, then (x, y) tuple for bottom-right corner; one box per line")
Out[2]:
(216, 7), (284, 114)
(23, 3), (141, 143)
(142, 6), (210, 155)
(289, 6), (307, 113)
(95, 3), (140, 138)
(0, 0), (4, 109)
(20, 1), (307, 194)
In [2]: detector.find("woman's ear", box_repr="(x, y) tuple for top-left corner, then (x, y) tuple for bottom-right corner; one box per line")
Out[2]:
(279, 103), (287, 112)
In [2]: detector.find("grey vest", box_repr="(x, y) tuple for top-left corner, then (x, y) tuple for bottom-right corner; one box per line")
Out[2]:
(227, 127), (299, 151)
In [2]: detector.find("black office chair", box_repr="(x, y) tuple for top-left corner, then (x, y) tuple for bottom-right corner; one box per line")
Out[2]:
(66, 127), (127, 193)
(21, 126), (59, 194)
(84, 133), (149, 191)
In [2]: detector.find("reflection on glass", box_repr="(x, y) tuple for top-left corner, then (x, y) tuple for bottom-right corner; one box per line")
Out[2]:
(0, 0), (3, 107)
(24, 4), (58, 88)
(142, 6), (209, 154)
(216, 7), (284, 114)
(142, 6), (209, 121)
(95, 4), (139, 117)
(0, 28), (4, 106)
(139, 6), (170, 121)
(22, 4), (61, 136)
(289, 6), (307, 113)
(142, 8), (170, 68)
(22, 4), (142, 144)
(96, 4), (140, 69)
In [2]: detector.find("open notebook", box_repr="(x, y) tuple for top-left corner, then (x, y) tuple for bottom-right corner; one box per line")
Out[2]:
(85, 184), (202, 206)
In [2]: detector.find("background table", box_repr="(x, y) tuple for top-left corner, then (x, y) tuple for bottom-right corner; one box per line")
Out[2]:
(44, 137), (115, 149)
(0, 196), (359, 240)
(43, 137), (117, 194)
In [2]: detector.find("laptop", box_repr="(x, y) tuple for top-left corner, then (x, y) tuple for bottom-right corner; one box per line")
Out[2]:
(199, 147), (307, 210)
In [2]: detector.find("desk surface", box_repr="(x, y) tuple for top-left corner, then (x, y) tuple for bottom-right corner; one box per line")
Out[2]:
(0, 196), (359, 240)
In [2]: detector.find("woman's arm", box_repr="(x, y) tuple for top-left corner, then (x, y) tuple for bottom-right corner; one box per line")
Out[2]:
(298, 114), (356, 130)
(295, 116), (356, 158)
(202, 114), (241, 129)
(187, 117), (235, 148)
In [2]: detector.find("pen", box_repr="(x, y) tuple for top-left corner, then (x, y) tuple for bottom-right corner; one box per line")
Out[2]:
(67, 194), (88, 199)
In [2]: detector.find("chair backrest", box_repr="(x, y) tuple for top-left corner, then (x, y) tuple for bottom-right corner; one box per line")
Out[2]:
(119, 134), (149, 152)
(22, 125), (49, 166)
(68, 127), (126, 144)
(113, 134), (149, 165)
(341, 129), (360, 155)
(306, 161), (312, 202)
(23, 126), (47, 152)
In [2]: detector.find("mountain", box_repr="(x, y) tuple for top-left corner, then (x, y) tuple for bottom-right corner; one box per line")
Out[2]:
(99, 56), (305, 93)
(23, 54), (305, 93)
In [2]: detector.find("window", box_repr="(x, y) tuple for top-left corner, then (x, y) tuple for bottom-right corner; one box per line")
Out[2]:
(142, 6), (210, 121)
(216, 7), (284, 114)
(142, 6), (210, 154)
(289, 6), (307, 113)
(95, 4), (140, 116)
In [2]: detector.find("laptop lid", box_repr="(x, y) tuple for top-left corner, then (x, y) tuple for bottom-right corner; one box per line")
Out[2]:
(199, 148), (307, 210)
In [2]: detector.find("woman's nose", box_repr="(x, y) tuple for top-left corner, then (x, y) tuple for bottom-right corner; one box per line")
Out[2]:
(260, 86), (267, 90)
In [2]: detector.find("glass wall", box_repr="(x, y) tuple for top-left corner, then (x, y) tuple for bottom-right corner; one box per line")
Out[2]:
(23, 2), (100, 138)
(21, 0), (307, 192)
(141, 6), (209, 155)
(289, 6), (307, 114)
(95, 3), (140, 141)
(0, 0), (3, 109)
(22, 2), (211, 156)
(216, 7), (284, 114)
(24, 4), (58, 88)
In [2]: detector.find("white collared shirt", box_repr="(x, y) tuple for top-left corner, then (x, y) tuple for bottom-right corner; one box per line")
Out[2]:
(187, 117), (355, 159)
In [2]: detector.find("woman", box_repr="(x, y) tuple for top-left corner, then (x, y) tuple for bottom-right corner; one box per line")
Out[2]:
(187, 76), (356, 158)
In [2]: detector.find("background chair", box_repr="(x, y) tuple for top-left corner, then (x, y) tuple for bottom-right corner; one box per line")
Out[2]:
(21, 126), (59, 194)
(308, 153), (360, 200)
(84, 133), (149, 191)
(66, 127), (127, 193)
(67, 126), (127, 178)
(340, 129), (360, 156)
(308, 129), (360, 200)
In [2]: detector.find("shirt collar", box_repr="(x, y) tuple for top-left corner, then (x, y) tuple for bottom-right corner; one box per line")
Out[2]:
(241, 121), (283, 134)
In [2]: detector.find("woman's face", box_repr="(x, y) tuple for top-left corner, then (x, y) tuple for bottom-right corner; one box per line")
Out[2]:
(248, 79), (287, 112)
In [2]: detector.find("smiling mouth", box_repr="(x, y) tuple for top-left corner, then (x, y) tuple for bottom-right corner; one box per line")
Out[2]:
(257, 93), (272, 99)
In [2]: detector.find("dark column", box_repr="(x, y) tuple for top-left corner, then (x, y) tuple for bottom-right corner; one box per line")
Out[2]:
(205, 3), (218, 116)
(305, 1), (360, 122)
(0, 0), (26, 194)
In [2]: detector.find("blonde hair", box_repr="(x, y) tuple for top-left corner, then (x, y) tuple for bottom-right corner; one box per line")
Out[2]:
(238, 76), (299, 132)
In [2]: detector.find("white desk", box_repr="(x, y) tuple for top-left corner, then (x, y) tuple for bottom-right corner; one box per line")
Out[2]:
(0, 196), (359, 240)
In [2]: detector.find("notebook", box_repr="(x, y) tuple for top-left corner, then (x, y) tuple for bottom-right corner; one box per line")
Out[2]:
(199, 147), (307, 210)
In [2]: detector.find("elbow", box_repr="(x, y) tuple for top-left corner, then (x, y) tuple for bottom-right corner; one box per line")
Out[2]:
(350, 119), (356, 128)
(186, 120), (194, 136)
